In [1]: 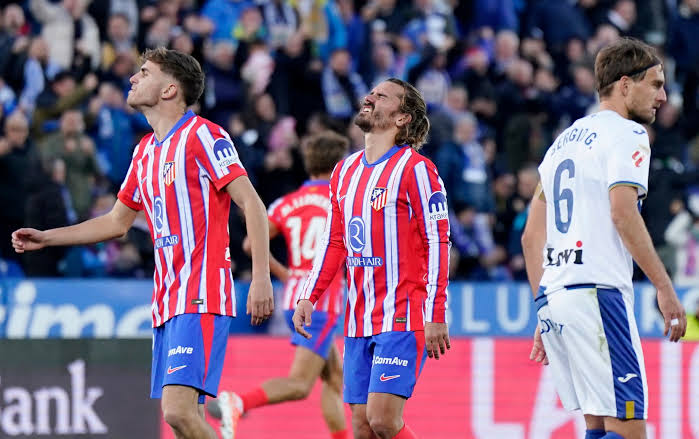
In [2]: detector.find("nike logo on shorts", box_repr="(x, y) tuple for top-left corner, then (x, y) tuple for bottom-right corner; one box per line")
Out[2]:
(167, 365), (187, 374)
(379, 373), (400, 382)
(617, 373), (638, 383)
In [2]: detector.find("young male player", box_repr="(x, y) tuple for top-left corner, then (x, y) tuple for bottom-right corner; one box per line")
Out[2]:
(11, 47), (274, 439)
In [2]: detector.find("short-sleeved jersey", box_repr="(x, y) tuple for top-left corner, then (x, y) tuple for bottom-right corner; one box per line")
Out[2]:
(538, 110), (651, 298)
(300, 145), (451, 337)
(267, 180), (344, 314)
(117, 111), (247, 327)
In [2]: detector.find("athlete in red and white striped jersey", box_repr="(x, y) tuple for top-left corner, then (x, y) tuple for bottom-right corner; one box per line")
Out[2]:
(118, 109), (248, 326)
(293, 79), (451, 439)
(268, 180), (344, 314)
(12, 48), (273, 439)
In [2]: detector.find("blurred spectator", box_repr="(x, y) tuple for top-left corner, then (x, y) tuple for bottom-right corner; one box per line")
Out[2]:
(296, 0), (347, 62)
(525, 0), (591, 53)
(92, 80), (148, 190)
(602, 0), (639, 37)
(201, 0), (253, 43)
(436, 113), (493, 212)
(233, 5), (267, 44)
(38, 109), (101, 219)
(507, 164), (539, 279)
(667, 0), (699, 83)
(0, 112), (38, 261)
(261, 0), (300, 50)
(368, 42), (398, 86)
(0, 3), (30, 90)
(101, 13), (139, 71)
(18, 36), (61, 115)
(203, 40), (244, 125)
(23, 157), (75, 276)
(401, 0), (458, 52)
(32, 71), (98, 137)
(322, 48), (367, 122)
(29, 0), (101, 75)
(664, 200), (699, 286)
(553, 62), (597, 125)
(240, 39), (275, 95)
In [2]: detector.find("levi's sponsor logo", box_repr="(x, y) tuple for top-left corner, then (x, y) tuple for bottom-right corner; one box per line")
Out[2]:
(155, 234), (179, 249)
(545, 241), (583, 267)
(346, 257), (383, 267)
(373, 355), (408, 367)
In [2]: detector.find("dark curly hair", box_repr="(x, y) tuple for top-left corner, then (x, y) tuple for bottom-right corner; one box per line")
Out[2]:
(385, 78), (430, 151)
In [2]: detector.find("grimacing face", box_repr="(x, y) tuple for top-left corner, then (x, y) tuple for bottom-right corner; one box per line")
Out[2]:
(626, 64), (667, 125)
(354, 81), (405, 133)
(127, 60), (170, 110)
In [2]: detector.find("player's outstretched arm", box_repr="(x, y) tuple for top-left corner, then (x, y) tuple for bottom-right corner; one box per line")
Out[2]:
(12, 200), (137, 253)
(292, 299), (314, 339)
(610, 185), (687, 342)
(226, 176), (274, 325)
(521, 184), (547, 299)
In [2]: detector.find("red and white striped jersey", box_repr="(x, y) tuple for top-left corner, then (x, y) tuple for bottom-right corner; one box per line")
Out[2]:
(117, 111), (247, 327)
(267, 180), (344, 315)
(300, 145), (451, 337)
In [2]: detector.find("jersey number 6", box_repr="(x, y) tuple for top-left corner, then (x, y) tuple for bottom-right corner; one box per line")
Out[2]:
(553, 159), (575, 233)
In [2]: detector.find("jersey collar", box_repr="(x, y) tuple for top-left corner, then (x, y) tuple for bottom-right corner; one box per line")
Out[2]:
(361, 144), (409, 167)
(153, 110), (195, 146)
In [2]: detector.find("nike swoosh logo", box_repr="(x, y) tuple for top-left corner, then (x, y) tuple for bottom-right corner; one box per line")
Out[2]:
(167, 365), (187, 374)
(379, 373), (400, 382)
(617, 373), (638, 383)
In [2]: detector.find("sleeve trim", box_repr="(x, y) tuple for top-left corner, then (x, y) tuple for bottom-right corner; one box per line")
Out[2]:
(608, 181), (648, 200)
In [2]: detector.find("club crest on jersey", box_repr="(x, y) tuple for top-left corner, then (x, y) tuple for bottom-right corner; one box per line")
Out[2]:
(213, 138), (238, 168)
(370, 187), (388, 211)
(427, 191), (448, 221)
(631, 150), (646, 168)
(163, 161), (176, 185)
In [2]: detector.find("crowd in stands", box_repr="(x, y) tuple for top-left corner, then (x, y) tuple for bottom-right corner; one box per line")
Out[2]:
(0, 0), (697, 285)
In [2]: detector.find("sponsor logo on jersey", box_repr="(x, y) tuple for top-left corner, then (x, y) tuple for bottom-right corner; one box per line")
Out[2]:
(545, 241), (583, 267)
(213, 138), (238, 168)
(427, 191), (448, 221)
(370, 187), (388, 211)
(154, 196), (164, 232)
(155, 234), (180, 249)
(348, 216), (365, 253)
(168, 345), (194, 356)
(632, 150), (646, 167)
(379, 373), (400, 381)
(346, 256), (384, 267)
(163, 161), (176, 185)
(373, 355), (408, 367)
(166, 365), (187, 374)
(617, 373), (638, 383)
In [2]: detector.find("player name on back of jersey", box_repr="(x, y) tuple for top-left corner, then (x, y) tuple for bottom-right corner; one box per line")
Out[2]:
(279, 193), (330, 217)
(550, 126), (599, 156)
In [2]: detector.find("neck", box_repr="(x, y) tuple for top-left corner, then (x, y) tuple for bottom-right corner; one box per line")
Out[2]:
(142, 104), (187, 142)
(364, 130), (398, 163)
(310, 173), (331, 181)
(598, 99), (629, 120)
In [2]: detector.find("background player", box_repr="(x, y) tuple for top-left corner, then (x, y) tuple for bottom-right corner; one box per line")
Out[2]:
(209, 130), (350, 439)
(293, 78), (451, 439)
(11, 47), (274, 439)
(522, 38), (686, 439)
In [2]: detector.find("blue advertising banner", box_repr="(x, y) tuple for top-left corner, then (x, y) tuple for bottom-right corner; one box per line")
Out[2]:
(0, 278), (697, 338)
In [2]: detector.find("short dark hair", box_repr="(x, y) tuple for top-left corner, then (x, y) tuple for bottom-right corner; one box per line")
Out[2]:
(385, 78), (430, 151)
(594, 37), (661, 98)
(142, 47), (205, 106)
(301, 130), (349, 176)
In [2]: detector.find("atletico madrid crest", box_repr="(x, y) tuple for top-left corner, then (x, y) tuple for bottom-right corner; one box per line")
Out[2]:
(370, 187), (387, 211)
(163, 161), (176, 185)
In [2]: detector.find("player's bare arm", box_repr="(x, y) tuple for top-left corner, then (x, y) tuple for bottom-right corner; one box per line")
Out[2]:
(242, 222), (290, 283)
(521, 190), (549, 365)
(12, 200), (138, 252)
(226, 176), (274, 325)
(610, 185), (687, 341)
(292, 299), (314, 339)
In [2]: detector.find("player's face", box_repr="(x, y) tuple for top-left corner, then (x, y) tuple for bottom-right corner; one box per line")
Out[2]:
(354, 81), (405, 133)
(127, 60), (168, 110)
(627, 64), (666, 125)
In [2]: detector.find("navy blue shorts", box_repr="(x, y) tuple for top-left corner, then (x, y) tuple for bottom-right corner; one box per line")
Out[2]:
(151, 313), (232, 404)
(343, 331), (427, 404)
(284, 310), (339, 360)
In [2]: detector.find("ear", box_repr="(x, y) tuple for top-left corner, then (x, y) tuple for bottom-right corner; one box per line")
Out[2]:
(620, 77), (630, 97)
(396, 113), (412, 127)
(162, 83), (177, 100)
